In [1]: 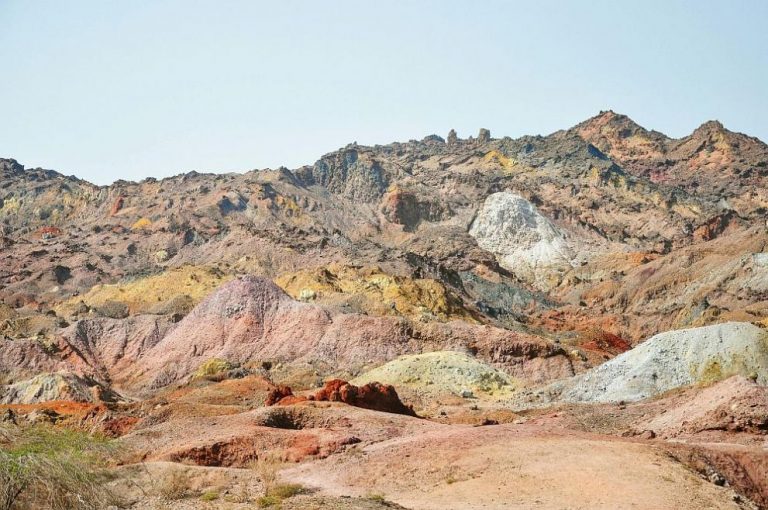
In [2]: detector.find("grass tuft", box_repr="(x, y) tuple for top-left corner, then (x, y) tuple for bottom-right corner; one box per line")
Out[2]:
(0, 423), (117, 510)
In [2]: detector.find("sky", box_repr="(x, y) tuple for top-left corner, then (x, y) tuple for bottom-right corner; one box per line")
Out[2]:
(1, 0), (766, 184)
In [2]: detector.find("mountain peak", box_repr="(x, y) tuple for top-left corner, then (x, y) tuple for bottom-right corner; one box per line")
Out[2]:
(690, 120), (728, 138)
(579, 110), (642, 128)
(575, 111), (652, 138)
(0, 158), (24, 176)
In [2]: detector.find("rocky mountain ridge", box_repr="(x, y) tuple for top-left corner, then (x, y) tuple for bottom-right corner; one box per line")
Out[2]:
(2, 112), (766, 345)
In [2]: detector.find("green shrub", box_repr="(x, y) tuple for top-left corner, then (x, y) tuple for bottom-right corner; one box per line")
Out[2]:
(256, 483), (304, 507)
(269, 483), (303, 499)
(194, 358), (234, 380)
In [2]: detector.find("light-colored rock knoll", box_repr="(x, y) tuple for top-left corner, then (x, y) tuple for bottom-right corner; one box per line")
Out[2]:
(353, 351), (517, 400)
(557, 322), (768, 403)
(0, 372), (101, 404)
(469, 192), (575, 286)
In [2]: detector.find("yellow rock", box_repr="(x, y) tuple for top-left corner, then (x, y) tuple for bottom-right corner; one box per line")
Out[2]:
(275, 264), (474, 321)
(483, 150), (517, 173)
(131, 217), (153, 231)
(56, 265), (231, 316)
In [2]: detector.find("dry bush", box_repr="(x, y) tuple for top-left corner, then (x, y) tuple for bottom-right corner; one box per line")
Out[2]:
(94, 300), (129, 319)
(156, 468), (191, 500)
(0, 423), (116, 510)
(251, 454), (305, 507)
(251, 454), (281, 494)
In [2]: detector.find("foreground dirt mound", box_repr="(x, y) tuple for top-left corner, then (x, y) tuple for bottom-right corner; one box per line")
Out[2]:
(283, 425), (748, 510)
(269, 379), (416, 417)
(554, 322), (768, 403)
(120, 403), (435, 466)
(637, 376), (768, 439)
(109, 461), (409, 510)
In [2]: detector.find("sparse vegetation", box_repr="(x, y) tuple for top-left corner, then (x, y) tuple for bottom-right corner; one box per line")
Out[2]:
(200, 489), (219, 501)
(257, 494), (282, 507)
(366, 492), (387, 502)
(0, 423), (116, 510)
(94, 300), (129, 319)
(131, 217), (152, 231)
(256, 483), (305, 507)
(252, 453), (281, 494)
(269, 483), (304, 499)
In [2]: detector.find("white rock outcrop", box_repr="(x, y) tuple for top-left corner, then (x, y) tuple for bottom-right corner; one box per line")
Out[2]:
(469, 192), (574, 284)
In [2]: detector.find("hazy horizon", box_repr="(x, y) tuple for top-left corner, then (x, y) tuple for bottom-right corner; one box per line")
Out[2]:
(2, 0), (766, 185)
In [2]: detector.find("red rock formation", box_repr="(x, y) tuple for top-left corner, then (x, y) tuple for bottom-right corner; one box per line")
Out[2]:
(693, 212), (733, 242)
(579, 329), (632, 357)
(110, 195), (124, 216)
(269, 379), (416, 417)
(33, 226), (63, 238)
(265, 385), (294, 406)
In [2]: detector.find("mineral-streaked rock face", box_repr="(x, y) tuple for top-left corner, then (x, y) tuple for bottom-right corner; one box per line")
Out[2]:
(2, 111), (768, 402)
(120, 276), (573, 392)
(469, 192), (575, 286)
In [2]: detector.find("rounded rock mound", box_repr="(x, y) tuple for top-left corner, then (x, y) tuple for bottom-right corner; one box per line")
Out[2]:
(353, 350), (518, 401)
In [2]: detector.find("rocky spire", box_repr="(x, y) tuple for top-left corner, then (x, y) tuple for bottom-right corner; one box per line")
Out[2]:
(447, 129), (458, 145)
(477, 128), (491, 144)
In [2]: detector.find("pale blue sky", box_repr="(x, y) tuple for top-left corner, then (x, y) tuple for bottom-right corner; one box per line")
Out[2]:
(1, 0), (766, 184)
